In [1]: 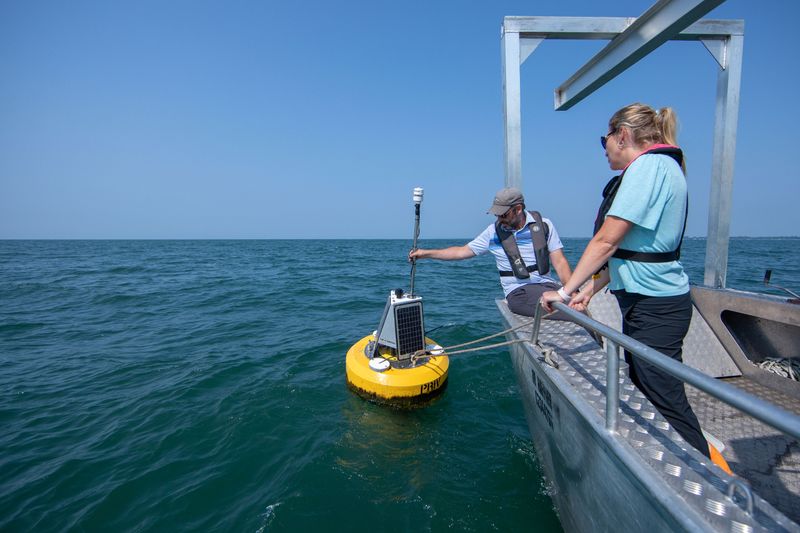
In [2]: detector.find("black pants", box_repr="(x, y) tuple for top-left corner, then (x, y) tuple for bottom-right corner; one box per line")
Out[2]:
(614, 290), (710, 458)
(506, 282), (570, 320)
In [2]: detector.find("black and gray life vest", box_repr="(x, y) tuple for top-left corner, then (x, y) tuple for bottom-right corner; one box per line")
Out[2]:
(496, 210), (550, 279)
(593, 146), (687, 263)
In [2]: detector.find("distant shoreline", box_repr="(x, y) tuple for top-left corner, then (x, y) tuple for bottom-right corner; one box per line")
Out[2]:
(1, 236), (799, 241)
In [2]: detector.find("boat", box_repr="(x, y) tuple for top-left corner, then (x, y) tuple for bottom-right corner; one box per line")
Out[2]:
(495, 4), (800, 532)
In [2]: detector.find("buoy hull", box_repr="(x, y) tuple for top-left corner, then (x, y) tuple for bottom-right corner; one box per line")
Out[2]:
(345, 335), (449, 406)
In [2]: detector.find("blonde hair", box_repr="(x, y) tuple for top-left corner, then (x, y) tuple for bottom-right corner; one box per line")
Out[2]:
(609, 103), (684, 171)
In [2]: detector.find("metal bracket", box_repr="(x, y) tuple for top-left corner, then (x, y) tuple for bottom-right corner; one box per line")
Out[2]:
(726, 477), (754, 515)
(538, 344), (560, 369)
(520, 37), (544, 65)
(701, 37), (727, 69)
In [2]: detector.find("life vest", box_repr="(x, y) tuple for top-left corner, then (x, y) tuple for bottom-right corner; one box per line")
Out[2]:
(593, 146), (688, 263)
(496, 210), (550, 279)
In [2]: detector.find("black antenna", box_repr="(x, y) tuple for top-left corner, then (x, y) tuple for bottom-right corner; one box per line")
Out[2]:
(763, 269), (800, 300)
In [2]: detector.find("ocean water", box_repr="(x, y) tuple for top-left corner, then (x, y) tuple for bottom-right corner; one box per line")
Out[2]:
(1, 238), (798, 532)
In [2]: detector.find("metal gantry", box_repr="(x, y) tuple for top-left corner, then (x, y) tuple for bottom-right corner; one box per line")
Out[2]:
(502, 10), (744, 288)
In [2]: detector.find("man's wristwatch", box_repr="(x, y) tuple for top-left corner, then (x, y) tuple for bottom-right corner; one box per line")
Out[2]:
(557, 287), (570, 302)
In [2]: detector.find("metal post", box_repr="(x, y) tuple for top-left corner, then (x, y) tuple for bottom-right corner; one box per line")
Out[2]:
(605, 339), (620, 432)
(531, 298), (544, 345)
(501, 28), (523, 189)
(704, 33), (743, 288)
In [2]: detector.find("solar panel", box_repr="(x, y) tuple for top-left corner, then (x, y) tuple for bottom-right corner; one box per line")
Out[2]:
(395, 302), (424, 358)
(373, 290), (426, 360)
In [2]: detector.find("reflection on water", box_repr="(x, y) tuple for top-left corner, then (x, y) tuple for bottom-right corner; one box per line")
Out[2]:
(335, 396), (442, 502)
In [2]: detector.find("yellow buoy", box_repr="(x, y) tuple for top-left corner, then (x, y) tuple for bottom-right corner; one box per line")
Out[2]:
(347, 187), (449, 406)
(345, 334), (449, 406)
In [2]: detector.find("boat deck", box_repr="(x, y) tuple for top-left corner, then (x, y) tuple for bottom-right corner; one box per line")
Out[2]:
(688, 378), (800, 522)
(498, 299), (800, 530)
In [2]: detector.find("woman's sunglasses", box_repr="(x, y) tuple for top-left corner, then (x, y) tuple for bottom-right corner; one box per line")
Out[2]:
(600, 130), (616, 150)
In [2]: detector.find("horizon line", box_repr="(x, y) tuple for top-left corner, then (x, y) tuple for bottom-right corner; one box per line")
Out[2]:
(1, 236), (799, 241)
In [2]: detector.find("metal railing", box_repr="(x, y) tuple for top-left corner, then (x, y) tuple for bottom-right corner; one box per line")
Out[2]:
(529, 302), (800, 440)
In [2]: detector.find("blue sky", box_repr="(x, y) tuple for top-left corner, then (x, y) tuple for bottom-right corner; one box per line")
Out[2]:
(1, 0), (797, 239)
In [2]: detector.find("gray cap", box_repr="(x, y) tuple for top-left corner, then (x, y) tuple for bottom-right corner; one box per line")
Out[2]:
(487, 187), (524, 216)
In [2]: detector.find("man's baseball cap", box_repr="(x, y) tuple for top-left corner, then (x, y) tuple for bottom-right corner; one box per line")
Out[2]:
(487, 187), (524, 216)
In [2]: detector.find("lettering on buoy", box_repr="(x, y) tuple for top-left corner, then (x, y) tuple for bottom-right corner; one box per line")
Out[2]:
(420, 378), (441, 394)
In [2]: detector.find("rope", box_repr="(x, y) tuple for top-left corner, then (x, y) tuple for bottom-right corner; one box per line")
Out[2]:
(758, 357), (800, 381)
(438, 318), (536, 350)
(443, 338), (527, 355)
(410, 312), (557, 363)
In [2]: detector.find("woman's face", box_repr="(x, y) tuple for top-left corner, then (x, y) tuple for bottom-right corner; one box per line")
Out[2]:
(603, 129), (627, 171)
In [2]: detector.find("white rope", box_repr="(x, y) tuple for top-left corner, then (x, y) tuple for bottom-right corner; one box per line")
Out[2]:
(758, 357), (800, 381)
(437, 319), (536, 351)
(410, 312), (557, 363)
(442, 338), (527, 356)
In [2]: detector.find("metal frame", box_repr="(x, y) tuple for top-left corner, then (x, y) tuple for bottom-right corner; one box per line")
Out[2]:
(555, 0), (727, 110)
(502, 14), (744, 288)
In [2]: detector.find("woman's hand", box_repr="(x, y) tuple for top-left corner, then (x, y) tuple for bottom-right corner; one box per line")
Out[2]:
(569, 291), (592, 312)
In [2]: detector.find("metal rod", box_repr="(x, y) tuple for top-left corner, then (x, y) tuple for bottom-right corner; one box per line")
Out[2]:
(549, 302), (800, 441)
(409, 187), (423, 296)
(531, 297), (544, 345)
(409, 204), (420, 296)
(605, 339), (619, 432)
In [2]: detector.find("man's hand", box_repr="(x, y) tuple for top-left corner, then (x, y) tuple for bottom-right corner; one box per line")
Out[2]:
(540, 290), (569, 313)
(408, 249), (425, 262)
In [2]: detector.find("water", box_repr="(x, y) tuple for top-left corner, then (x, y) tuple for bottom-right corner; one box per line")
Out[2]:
(1, 238), (798, 532)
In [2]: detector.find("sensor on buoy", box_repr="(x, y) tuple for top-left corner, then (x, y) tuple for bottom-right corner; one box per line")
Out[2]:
(345, 187), (449, 405)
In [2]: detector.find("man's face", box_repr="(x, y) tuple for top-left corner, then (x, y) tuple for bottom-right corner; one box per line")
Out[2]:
(497, 205), (523, 230)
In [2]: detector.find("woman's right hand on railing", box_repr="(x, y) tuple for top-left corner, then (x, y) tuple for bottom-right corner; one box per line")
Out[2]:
(569, 291), (592, 312)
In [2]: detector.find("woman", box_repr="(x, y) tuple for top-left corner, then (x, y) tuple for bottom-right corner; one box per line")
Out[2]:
(541, 103), (710, 458)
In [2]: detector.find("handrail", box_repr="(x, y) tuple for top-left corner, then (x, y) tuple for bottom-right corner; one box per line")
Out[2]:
(529, 302), (800, 441)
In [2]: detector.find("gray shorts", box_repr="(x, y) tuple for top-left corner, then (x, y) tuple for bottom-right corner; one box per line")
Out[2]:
(505, 282), (570, 320)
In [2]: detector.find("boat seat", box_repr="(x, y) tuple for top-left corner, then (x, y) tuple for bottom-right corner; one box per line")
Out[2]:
(587, 289), (741, 378)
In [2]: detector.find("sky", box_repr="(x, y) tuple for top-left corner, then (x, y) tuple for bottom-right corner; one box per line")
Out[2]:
(1, 0), (798, 239)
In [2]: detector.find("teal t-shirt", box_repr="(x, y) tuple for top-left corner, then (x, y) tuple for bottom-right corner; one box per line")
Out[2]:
(606, 153), (689, 296)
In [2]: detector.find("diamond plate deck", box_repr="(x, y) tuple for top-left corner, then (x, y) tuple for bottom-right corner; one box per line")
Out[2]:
(498, 299), (800, 532)
(688, 379), (800, 523)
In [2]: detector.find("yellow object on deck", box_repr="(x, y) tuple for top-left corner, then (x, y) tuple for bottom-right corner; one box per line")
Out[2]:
(345, 335), (449, 405)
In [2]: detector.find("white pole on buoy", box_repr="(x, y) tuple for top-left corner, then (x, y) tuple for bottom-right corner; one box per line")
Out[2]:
(409, 187), (424, 296)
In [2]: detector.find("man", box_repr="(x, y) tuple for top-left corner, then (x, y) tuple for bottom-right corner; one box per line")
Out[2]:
(409, 187), (572, 317)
